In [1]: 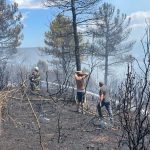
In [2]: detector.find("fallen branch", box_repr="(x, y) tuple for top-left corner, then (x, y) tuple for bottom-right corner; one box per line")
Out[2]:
(25, 94), (44, 150)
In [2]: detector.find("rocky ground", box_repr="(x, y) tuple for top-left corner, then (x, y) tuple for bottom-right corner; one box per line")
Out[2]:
(0, 93), (126, 150)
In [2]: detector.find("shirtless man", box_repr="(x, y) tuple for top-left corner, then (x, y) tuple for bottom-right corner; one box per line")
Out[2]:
(75, 71), (88, 113)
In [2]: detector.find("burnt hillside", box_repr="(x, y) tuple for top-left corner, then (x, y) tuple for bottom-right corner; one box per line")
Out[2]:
(0, 93), (122, 150)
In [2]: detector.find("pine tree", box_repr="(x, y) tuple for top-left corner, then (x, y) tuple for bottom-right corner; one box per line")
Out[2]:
(91, 3), (134, 85)
(43, 14), (75, 73)
(45, 0), (101, 71)
(0, 0), (23, 60)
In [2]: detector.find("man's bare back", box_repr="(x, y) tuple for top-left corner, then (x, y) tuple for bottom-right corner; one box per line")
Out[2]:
(75, 71), (88, 91)
(74, 71), (88, 113)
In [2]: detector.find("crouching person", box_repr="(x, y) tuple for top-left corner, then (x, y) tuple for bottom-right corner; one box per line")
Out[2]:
(29, 67), (40, 93)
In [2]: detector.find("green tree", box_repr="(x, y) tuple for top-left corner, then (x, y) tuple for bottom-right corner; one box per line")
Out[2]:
(43, 14), (75, 73)
(44, 0), (101, 71)
(92, 3), (134, 85)
(0, 0), (23, 89)
(0, 0), (23, 60)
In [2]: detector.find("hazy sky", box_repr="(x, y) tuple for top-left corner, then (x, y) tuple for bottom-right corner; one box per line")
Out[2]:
(8, 0), (150, 49)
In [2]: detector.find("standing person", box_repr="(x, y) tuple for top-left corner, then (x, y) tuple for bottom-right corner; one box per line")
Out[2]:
(29, 67), (40, 92)
(97, 81), (113, 127)
(75, 71), (88, 113)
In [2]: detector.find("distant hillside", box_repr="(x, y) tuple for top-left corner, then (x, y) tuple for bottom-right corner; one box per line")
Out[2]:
(9, 47), (50, 67)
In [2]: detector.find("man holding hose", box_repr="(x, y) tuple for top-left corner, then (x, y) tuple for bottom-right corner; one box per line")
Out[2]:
(97, 81), (113, 127)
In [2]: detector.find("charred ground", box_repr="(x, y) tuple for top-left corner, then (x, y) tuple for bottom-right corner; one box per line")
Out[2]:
(0, 92), (123, 150)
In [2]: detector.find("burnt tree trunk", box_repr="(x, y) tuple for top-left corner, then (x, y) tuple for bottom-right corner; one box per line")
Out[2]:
(71, 0), (81, 71)
(0, 106), (2, 136)
(104, 53), (108, 85)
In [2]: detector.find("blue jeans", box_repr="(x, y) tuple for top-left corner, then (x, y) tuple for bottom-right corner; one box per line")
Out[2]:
(97, 101), (113, 121)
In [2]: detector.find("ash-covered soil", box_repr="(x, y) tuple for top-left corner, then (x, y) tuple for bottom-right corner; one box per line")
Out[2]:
(0, 95), (123, 150)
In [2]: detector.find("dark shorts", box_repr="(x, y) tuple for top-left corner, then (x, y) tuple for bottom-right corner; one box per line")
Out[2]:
(101, 100), (110, 107)
(77, 91), (85, 103)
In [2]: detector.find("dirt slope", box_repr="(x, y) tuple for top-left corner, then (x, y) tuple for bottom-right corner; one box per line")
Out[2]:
(0, 95), (122, 150)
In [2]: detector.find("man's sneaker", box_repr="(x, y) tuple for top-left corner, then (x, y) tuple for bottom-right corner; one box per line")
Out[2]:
(99, 120), (107, 128)
(78, 109), (81, 113)
(110, 118), (114, 127)
(82, 111), (86, 114)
